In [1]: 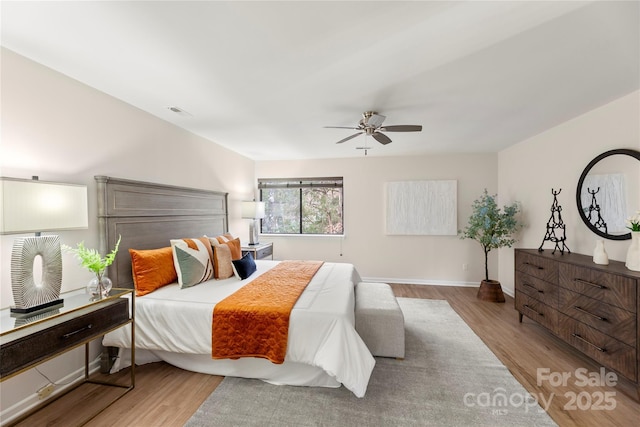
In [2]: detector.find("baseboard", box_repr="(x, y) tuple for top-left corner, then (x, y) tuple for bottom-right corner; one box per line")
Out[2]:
(0, 357), (101, 425)
(361, 277), (516, 299)
(360, 277), (479, 288)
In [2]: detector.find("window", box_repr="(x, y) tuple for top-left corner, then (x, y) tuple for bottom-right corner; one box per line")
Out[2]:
(259, 177), (343, 235)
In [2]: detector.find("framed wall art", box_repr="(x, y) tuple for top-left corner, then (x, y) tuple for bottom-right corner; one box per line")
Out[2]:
(386, 180), (457, 235)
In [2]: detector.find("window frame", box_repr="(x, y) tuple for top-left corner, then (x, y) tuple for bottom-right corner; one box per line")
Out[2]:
(258, 177), (344, 236)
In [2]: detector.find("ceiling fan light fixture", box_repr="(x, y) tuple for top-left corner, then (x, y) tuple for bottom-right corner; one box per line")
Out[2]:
(326, 111), (421, 147)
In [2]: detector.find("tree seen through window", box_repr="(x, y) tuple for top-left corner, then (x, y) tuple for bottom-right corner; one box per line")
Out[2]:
(259, 178), (343, 235)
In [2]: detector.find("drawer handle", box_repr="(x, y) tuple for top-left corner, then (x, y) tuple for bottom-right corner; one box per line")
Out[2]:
(523, 304), (544, 317)
(571, 333), (606, 352)
(523, 262), (544, 270)
(574, 278), (606, 289)
(61, 324), (93, 339)
(573, 306), (607, 322)
(523, 283), (543, 293)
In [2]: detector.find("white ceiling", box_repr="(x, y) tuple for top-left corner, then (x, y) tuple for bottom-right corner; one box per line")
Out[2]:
(1, 1), (638, 160)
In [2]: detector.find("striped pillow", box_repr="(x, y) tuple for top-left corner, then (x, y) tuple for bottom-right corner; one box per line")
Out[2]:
(213, 244), (235, 279)
(170, 237), (214, 288)
(208, 235), (242, 260)
(209, 237), (242, 279)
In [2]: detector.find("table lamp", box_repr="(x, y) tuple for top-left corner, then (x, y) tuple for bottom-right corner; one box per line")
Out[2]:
(0, 177), (88, 314)
(241, 201), (265, 246)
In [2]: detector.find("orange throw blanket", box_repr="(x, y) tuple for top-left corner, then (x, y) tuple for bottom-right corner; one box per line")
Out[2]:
(211, 260), (324, 364)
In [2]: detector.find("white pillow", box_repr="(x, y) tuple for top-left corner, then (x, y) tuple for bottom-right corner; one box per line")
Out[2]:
(170, 237), (214, 288)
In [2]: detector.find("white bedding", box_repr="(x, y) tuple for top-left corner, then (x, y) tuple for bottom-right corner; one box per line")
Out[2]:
(103, 260), (375, 397)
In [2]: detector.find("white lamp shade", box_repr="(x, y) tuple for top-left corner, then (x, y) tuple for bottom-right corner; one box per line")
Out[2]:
(0, 177), (89, 234)
(241, 201), (265, 219)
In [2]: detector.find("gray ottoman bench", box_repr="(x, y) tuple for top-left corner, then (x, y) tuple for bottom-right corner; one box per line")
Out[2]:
(355, 282), (405, 359)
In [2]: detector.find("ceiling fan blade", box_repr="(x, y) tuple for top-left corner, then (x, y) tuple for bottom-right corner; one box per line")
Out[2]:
(372, 132), (392, 145)
(324, 126), (361, 130)
(367, 114), (386, 128)
(381, 125), (422, 132)
(336, 132), (363, 144)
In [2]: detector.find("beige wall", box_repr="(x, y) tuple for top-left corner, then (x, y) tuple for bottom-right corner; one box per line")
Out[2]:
(256, 153), (498, 286)
(0, 48), (255, 420)
(1, 48), (256, 305)
(257, 91), (640, 295)
(497, 91), (640, 295)
(2, 45), (638, 420)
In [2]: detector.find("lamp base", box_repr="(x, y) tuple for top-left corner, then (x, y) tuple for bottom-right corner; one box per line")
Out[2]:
(248, 219), (260, 245)
(10, 298), (64, 315)
(11, 235), (63, 313)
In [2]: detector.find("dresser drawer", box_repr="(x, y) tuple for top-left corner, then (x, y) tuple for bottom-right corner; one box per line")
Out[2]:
(515, 271), (558, 308)
(559, 264), (636, 313)
(515, 293), (558, 333)
(515, 251), (558, 283)
(558, 313), (637, 382)
(559, 288), (635, 346)
(255, 245), (273, 260)
(0, 298), (129, 378)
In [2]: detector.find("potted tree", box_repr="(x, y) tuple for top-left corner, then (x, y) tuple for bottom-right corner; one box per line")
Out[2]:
(460, 189), (521, 302)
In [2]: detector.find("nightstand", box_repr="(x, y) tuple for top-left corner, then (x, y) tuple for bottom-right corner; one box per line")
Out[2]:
(242, 242), (274, 260)
(0, 288), (134, 425)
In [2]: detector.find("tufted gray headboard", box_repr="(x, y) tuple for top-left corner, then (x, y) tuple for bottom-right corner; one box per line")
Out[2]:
(95, 176), (228, 289)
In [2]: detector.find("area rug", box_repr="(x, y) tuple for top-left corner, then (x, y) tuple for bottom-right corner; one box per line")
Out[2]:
(186, 298), (557, 426)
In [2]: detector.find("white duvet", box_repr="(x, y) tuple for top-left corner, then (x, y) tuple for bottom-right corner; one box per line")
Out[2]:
(103, 260), (375, 397)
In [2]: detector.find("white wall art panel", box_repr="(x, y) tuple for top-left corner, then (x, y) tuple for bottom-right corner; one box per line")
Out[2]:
(581, 173), (628, 234)
(386, 180), (457, 235)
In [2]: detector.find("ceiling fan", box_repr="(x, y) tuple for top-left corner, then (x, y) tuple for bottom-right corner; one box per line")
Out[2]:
(325, 111), (422, 145)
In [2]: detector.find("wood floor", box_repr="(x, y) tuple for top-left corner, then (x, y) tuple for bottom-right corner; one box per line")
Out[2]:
(11, 285), (640, 426)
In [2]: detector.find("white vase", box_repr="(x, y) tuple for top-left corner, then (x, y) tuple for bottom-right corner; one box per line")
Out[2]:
(593, 239), (609, 265)
(626, 231), (640, 272)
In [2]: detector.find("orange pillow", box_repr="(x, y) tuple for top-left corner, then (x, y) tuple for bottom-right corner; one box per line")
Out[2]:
(213, 244), (234, 279)
(129, 247), (178, 296)
(213, 233), (235, 243)
(210, 236), (242, 260)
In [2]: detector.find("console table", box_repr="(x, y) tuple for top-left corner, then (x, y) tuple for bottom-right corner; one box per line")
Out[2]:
(0, 288), (135, 425)
(515, 249), (640, 395)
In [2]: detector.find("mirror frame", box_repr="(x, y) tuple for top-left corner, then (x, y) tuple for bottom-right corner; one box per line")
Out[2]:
(576, 148), (640, 241)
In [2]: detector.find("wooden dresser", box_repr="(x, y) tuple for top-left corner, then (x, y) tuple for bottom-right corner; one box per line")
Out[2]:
(515, 249), (640, 389)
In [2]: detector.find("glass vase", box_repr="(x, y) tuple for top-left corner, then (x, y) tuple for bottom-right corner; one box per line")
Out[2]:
(87, 273), (113, 299)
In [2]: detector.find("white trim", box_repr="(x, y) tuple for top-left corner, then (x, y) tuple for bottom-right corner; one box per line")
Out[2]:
(359, 277), (516, 298)
(0, 357), (101, 424)
(261, 233), (345, 239)
(360, 277), (478, 288)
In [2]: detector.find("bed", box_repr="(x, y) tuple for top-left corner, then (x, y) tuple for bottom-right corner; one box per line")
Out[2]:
(96, 176), (375, 397)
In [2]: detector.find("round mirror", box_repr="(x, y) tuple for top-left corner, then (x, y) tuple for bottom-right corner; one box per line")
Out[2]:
(576, 149), (640, 240)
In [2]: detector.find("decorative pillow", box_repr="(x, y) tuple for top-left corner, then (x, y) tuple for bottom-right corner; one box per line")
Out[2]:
(206, 233), (234, 248)
(129, 247), (178, 296)
(213, 244), (235, 279)
(170, 237), (214, 288)
(232, 252), (257, 280)
(209, 236), (242, 260)
(211, 233), (235, 244)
